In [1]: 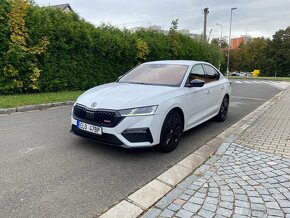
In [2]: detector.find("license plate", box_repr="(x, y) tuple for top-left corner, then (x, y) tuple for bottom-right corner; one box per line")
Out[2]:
(77, 121), (102, 135)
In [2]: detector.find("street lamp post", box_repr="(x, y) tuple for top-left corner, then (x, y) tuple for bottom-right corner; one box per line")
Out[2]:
(226, 7), (237, 77)
(216, 23), (223, 71)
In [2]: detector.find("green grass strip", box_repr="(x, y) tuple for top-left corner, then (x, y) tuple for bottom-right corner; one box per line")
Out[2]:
(0, 91), (84, 109)
(228, 76), (290, 82)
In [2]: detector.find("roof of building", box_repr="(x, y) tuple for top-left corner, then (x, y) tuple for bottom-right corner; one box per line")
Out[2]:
(50, 3), (73, 12)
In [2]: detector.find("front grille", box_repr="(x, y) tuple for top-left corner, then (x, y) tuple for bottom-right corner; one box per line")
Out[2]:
(73, 104), (123, 127)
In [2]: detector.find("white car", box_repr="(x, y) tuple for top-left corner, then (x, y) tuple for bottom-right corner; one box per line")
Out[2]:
(71, 60), (231, 152)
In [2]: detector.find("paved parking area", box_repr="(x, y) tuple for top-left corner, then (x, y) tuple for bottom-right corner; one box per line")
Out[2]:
(143, 143), (290, 218)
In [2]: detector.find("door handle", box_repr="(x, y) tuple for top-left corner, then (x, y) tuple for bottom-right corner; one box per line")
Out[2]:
(206, 90), (211, 94)
(221, 86), (225, 90)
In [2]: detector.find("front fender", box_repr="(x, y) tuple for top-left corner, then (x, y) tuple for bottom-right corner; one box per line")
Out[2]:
(155, 95), (187, 134)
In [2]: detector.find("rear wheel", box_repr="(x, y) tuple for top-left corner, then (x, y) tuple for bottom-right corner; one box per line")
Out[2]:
(215, 96), (229, 122)
(158, 110), (183, 152)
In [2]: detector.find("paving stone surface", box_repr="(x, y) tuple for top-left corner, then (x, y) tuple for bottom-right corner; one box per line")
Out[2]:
(235, 91), (290, 158)
(142, 143), (290, 218)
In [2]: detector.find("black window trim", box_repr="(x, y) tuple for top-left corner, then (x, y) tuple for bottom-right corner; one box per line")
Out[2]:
(184, 64), (206, 87)
(202, 64), (220, 83)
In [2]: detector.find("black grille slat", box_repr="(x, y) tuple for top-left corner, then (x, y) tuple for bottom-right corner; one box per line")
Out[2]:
(73, 104), (123, 127)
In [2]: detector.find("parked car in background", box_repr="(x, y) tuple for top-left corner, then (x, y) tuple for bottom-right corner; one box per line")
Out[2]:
(231, 72), (247, 76)
(71, 60), (231, 152)
(231, 72), (239, 76)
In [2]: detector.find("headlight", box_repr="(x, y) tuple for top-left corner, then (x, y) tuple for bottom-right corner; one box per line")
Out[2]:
(119, 106), (158, 117)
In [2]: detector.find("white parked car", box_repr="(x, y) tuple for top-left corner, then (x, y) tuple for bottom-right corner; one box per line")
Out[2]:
(71, 60), (231, 152)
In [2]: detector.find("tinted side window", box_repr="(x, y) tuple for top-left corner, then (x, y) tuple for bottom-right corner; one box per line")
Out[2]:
(187, 65), (205, 83)
(203, 65), (219, 83)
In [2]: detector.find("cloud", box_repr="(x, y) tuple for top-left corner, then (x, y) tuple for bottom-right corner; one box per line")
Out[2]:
(35, 0), (290, 39)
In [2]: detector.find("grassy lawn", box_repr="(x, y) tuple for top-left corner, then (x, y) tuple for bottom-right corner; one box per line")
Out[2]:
(0, 91), (84, 109)
(228, 76), (290, 82)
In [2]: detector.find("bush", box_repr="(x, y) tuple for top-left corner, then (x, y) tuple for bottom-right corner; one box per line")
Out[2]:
(0, 0), (49, 94)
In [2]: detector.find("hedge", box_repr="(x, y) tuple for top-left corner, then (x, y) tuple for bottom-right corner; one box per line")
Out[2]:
(0, 2), (223, 93)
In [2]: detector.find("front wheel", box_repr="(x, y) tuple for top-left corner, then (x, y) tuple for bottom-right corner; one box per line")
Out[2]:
(215, 96), (229, 122)
(158, 110), (183, 152)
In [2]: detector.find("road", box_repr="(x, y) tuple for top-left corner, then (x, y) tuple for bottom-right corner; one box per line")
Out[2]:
(0, 81), (284, 217)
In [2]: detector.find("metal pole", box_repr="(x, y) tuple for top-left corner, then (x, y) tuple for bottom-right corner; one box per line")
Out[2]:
(226, 7), (237, 77)
(216, 23), (223, 71)
(203, 8), (209, 42)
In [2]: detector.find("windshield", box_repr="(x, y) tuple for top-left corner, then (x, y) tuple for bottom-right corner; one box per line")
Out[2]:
(119, 64), (189, 87)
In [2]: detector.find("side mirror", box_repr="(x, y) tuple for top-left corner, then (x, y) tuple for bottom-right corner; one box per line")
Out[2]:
(186, 79), (205, 88)
(215, 73), (220, 80)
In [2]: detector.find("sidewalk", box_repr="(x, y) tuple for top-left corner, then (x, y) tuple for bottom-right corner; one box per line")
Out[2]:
(142, 90), (290, 218)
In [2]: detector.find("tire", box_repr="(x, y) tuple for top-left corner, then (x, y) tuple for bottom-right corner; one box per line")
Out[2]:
(215, 96), (229, 122)
(158, 110), (183, 152)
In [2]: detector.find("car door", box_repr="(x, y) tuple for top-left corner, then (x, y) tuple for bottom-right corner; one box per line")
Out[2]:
(184, 64), (213, 129)
(202, 64), (223, 114)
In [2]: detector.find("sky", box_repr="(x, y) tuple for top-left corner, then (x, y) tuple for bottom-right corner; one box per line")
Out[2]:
(35, 0), (290, 40)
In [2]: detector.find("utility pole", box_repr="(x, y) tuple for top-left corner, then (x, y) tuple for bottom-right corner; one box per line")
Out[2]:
(203, 8), (209, 42)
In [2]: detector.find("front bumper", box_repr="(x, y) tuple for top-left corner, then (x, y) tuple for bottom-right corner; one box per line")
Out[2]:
(71, 114), (163, 148)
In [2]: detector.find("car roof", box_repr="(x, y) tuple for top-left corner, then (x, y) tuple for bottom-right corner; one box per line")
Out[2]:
(144, 60), (209, 66)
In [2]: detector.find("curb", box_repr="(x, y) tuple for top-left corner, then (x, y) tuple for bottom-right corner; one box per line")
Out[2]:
(0, 101), (75, 115)
(97, 89), (288, 218)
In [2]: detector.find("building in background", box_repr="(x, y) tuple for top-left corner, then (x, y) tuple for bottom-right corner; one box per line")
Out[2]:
(178, 29), (190, 34)
(231, 35), (253, 49)
(129, 27), (145, 32)
(130, 25), (161, 32)
(130, 25), (202, 40)
(149, 25), (162, 31)
(50, 4), (73, 12)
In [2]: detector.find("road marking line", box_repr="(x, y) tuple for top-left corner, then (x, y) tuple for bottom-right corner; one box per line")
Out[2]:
(260, 81), (271, 84)
(268, 81), (279, 84)
(19, 146), (44, 154)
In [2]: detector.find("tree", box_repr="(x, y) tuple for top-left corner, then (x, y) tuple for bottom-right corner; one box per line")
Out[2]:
(211, 38), (228, 49)
(225, 37), (268, 74)
(169, 19), (179, 59)
(265, 27), (290, 76)
(246, 38), (268, 72)
(136, 38), (149, 64)
(0, 0), (49, 93)
(0, 0), (10, 71)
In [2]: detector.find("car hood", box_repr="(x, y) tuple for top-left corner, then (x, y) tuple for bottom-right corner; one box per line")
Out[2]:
(76, 82), (178, 110)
